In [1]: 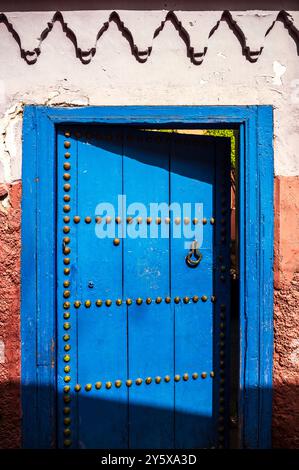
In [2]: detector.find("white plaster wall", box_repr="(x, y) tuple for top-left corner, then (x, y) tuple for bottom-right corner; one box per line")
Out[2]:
(0, 8), (299, 181)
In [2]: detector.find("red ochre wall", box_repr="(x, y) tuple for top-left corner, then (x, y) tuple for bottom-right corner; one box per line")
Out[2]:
(0, 181), (21, 448)
(0, 177), (298, 448)
(273, 176), (299, 449)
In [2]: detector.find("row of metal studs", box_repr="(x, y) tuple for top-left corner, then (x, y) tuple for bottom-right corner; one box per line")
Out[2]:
(62, 133), (72, 448)
(218, 165), (228, 449)
(218, 304), (226, 448)
(71, 371), (215, 393)
(66, 216), (216, 225)
(63, 295), (216, 309)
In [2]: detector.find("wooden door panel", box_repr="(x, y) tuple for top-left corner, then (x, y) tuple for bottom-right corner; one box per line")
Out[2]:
(56, 127), (231, 449)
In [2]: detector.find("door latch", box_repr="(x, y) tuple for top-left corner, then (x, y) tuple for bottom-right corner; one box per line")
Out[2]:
(185, 240), (203, 268)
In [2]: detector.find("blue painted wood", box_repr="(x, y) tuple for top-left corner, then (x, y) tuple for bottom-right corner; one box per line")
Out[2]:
(35, 111), (57, 448)
(35, 113), (56, 367)
(56, 128), (231, 448)
(21, 105), (274, 449)
(123, 129), (174, 449)
(56, 129), (79, 449)
(238, 107), (274, 449)
(75, 128), (128, 448)
(21, 107), (57, 448)
(256, 107), (274, 449)
(34, 105), (258, 125)
(171, 134), (216, 448)
(21, 106), (38, 448)
(243, 111), (260, 447)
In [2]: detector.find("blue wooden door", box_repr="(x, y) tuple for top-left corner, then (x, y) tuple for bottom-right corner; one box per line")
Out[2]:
(57, 127), (231, 449)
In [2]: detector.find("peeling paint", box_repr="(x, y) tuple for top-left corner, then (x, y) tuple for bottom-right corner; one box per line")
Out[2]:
(272, 60), (287, 86)
(0, 104), (23, 184)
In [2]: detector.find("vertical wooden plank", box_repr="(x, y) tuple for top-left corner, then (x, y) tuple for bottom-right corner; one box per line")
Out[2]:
(171, 134), (215, 448)
(123, 129), (174, 449)
(36, 111), (56, 366)
(56, 127), (79, 449)
(35, 110), (57, 447)
(76, 127), (127, 448)
(257, 106), (274, 448)
(243, 110), (261, 448)
(213, 137), (231, 448)
(21, 106), (38, 448)
(239, 107), (274, 449)
(22, 107), (57, 448)
(36, 365), (56, 448)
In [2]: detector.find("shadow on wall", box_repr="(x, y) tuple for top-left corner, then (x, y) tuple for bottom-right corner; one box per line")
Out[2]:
(2, 381), (214, 449)
(1, 6), (299, 65)
(0, 381), (298, 448)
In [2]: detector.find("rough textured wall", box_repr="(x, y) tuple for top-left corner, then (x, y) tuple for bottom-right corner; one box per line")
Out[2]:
(0, 182), (21, 448)
(273, 176), (299, 449)
(0, 4), (298, 448)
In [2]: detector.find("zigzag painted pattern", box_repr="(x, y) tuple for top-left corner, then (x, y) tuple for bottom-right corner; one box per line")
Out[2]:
(0, 10), (298, 65)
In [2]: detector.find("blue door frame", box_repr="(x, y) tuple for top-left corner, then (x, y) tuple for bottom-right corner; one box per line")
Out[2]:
(21, 106), (274, 448)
